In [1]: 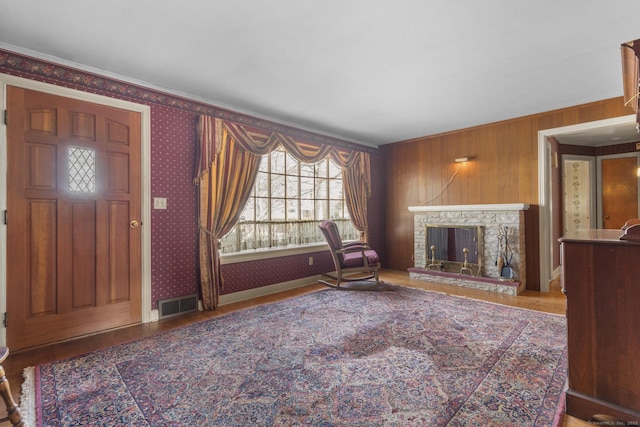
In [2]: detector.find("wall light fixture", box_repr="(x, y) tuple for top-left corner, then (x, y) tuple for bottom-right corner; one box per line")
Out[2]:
(455, 157), (469, 163)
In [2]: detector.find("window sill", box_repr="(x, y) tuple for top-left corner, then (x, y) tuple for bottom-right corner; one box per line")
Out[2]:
(220, 242), (329, 265)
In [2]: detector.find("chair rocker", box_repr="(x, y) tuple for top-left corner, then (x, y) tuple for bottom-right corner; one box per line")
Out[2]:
(318, 220), (381, 289)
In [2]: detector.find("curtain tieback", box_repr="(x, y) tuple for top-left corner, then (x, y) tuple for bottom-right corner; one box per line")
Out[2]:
(199, 224), (222, 249)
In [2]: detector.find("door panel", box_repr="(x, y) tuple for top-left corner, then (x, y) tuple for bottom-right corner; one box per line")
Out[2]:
(563, 158), (596, 233)
(71, 200), (96, 308)
(29, 199), (57, 315)
(7, 86), (142, 350)
(601, 156), (638, 229)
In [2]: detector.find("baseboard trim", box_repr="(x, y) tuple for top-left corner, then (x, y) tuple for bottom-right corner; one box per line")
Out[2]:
(219, 275), (323, 306)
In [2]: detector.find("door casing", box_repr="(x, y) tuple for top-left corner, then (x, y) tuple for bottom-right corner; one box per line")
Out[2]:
(0, 73), (152, 346)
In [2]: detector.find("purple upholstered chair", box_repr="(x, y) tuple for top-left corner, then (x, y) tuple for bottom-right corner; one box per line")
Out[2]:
(318, 220), (380, 288)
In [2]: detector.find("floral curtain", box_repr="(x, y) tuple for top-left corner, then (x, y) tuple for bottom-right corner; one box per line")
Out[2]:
(194, 115), (372, 309)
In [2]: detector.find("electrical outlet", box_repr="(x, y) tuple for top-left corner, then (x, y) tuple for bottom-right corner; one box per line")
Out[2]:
(308, 256), (314, 266)
(153, 197), (167, 210)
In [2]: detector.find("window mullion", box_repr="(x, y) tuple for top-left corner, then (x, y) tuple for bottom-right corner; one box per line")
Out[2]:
(326, 161), (330, 219)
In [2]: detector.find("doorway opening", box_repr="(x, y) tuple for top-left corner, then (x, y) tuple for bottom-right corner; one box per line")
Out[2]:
(538, 114), (637, 292)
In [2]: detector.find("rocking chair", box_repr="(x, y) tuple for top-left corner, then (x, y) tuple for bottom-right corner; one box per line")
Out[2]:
(318, 220), (380, 289)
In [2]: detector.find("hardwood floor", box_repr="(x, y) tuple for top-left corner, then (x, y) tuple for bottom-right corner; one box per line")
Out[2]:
(0, 270), (589, 426)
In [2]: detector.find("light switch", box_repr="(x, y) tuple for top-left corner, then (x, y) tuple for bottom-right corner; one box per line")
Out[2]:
(154, 197), (167, 210)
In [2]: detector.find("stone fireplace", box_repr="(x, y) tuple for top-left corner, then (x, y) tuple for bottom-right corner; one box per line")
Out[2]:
(408, 204), (529, 295)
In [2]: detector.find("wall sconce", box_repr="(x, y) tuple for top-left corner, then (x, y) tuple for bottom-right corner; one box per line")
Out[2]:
(455, 157), (470, 163)
(637, 166), (640, 177)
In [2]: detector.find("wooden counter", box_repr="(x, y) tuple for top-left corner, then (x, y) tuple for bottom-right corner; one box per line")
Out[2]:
(560, 229), (640, 423)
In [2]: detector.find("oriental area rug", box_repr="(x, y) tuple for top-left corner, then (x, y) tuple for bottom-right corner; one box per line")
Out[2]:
(21, 286), (567, 426)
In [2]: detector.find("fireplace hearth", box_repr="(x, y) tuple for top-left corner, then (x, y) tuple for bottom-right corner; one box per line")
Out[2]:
(408, 204), (529, 295)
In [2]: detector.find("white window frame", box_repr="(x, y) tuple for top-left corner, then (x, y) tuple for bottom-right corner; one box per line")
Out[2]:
(220, 146), (357, 263)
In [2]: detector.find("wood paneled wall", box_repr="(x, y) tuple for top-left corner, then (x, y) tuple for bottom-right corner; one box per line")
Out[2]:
(380, 97), (630, 290)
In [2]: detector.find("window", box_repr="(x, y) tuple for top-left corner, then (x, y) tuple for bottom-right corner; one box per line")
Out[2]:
(68, 146), (96, 192)
(220, 146), (358, 254)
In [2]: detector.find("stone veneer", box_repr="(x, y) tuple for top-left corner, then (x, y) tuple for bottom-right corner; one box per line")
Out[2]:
(408, 204), (529, 295)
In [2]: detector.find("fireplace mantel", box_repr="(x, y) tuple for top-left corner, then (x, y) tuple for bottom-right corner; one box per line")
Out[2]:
(408, 203), (528, 295)
(409, 203), (529, 212)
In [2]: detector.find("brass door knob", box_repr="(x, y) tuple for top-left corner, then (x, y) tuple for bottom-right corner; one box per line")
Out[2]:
(130, 220), (140, 229)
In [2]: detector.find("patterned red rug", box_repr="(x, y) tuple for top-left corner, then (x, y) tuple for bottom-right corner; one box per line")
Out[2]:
(22, 286), (567, 426)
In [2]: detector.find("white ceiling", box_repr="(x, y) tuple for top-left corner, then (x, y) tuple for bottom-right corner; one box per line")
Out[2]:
(1, 0), (640, 147)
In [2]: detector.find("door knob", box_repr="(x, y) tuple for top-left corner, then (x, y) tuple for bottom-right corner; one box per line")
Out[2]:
(130, 220), (140, 229)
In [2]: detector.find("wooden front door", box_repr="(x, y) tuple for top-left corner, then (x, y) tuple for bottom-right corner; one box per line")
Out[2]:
(601, 156), (639, 229)
(6, 87), (142, 350)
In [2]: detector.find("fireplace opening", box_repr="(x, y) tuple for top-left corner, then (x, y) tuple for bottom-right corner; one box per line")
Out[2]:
(425, 225), (484, 275)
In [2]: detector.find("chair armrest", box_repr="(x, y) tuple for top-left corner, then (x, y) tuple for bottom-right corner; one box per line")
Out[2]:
(343, 241), (364, 248)
(338, 244), (371, 254)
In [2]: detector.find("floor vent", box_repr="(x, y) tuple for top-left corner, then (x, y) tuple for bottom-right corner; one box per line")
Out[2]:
(158, 294), (198, 319)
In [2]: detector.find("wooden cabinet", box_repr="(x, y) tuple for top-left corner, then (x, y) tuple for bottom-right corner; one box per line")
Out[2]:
(560, 229), (640, 422)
